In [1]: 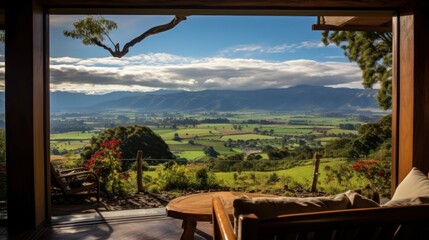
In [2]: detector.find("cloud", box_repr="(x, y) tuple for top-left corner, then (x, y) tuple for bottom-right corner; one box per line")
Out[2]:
(220, 41), (334, 56)
(49, 52), (362, 94)
(50, 15), (84, 27)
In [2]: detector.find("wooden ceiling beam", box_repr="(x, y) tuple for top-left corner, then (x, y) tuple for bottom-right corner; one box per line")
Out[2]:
(313, 15), (392, 32)
(39, 0), (409, 10)
(312, 24), (391, 32)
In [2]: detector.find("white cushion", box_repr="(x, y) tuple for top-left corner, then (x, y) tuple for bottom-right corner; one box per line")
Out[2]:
(391, 167), (429, 201)
(382, 196), (429, 207)
(344, 190), (380, 208)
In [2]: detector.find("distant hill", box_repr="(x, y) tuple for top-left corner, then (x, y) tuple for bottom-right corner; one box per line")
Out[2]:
(1, 86), (381, 114)
(50, 90), (180, 112)
(90, 85), (379, 113)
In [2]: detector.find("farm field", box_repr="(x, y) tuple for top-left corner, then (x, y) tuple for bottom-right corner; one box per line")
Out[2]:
(48, 111), (391, 199)
(49, 112), (370, 161)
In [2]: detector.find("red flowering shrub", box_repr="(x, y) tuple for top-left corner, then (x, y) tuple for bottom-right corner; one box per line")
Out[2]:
(352, 159), (391, 197)
(86, 139), (124, 194)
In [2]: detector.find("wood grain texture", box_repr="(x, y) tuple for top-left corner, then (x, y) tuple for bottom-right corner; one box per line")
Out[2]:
(398, 10), (414, 184)
(167, 192), (275, 222)
(235, 204), (429, 240)
(212, 197), (235, 240)
(391, 14), (399, 191)
(396, 2), (429, 184)
(5, 0), (47, 232)
(412, 4), (429, 178)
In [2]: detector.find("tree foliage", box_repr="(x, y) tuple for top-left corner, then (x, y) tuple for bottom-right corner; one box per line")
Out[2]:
(322, 31), (392, 109)
(203, 146), (219, 158)
(64, 15), (186, 58)
(323, 115), (391, 159)
(81, 125), (175, 161)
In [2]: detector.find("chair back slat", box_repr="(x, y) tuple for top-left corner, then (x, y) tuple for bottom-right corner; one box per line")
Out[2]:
(50, 162), (68, 191)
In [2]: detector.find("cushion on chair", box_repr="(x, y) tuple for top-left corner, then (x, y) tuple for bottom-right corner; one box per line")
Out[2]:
(232, 190), (378, 235)
(390, 167), (429, 201)
(344, 190), (380, 208)
(382, 196), (429, 207)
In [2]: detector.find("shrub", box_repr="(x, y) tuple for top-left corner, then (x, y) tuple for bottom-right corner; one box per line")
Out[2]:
(267, 173), (280, 184)
(147, 184), (161, 193)
(353, 159), (391, 197)
(86, 139), (125, 194)
(158, 163), (191, 190)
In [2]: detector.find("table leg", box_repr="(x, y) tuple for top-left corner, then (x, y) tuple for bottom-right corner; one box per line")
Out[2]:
(181, 220), (197, 240)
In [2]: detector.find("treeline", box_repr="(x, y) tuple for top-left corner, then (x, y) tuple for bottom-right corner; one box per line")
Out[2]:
(50, 119), (93, 133)
(324, 115), (391, 159)
(160, 117), (230, 126)
(338, 123), (361, 130)
(241, 119), (277, 124)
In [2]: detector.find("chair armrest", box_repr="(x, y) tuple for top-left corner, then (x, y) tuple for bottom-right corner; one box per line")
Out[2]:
(212, 197), (236, 240)
(59, 167), (87, 174)
(58, 171), (99, 182)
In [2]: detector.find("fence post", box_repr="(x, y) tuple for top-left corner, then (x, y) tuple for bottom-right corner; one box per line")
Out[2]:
(311, 152), (321, 192)
(136, 150), (143, 192)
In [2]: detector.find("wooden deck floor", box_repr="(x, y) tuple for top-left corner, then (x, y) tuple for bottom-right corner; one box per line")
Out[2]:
(0, 208), (213, 240)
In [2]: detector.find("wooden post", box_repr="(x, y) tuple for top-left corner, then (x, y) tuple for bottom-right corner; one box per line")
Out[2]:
(311, 152), (321, 192)
(136, 150), (143, 192)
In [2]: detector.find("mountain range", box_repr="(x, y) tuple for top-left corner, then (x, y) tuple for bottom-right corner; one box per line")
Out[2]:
(46, 85), (380, 113)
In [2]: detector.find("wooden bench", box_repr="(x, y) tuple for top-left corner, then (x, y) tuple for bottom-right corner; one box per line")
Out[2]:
(212, 197), (429, 240)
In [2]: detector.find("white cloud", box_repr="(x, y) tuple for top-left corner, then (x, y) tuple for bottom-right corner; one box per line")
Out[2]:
(49, 52), (363, 94)
(220, 41), (335, 56)
(50, 15), (84, 27)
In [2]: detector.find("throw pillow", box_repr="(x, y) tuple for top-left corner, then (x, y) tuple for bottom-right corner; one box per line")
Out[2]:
(391, 167), (429, 201)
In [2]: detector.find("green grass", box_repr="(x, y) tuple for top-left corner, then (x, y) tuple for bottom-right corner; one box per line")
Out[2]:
(51, 140), (89, 150)
(327, 129), (359, 135)
(159, 128), (222, 140)
(50, 130), (99, 140)
(213, 159), (368, 192)
(220, 134), (278, 141)
(176, 151), (206, 160)
(169, 143), (204, 151)
(315, 137), (340, 142)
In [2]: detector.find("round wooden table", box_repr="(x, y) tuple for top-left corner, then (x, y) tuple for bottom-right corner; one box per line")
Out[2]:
(166, 191), (276, 240)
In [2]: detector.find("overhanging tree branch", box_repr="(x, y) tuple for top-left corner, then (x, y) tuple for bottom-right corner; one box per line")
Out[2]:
(118, 15), (187, 58)
(64, 15), (187, 58)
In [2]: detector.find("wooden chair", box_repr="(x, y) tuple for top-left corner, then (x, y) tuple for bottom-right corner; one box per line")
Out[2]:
(50, 162), (100, 203)
(212, 197), (429, 240)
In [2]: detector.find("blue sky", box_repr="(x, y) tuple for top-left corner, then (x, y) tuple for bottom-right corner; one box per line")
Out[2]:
(2, 15), (365, 94)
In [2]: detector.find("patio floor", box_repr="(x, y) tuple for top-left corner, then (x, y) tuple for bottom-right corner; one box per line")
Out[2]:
(0, 207), (212, 240)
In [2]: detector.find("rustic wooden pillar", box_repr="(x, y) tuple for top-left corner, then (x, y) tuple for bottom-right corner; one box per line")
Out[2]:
(311, 152), (320, 192)
(392, 1), (429, 190)
(136, 150), (144, 192)
(5, 1), (48, 234)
